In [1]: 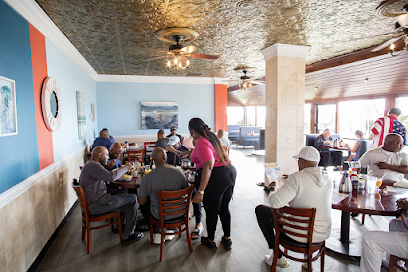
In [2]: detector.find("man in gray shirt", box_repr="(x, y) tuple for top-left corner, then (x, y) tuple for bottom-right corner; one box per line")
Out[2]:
(79, 146), (143, 245)
(138, 147), (189, 221)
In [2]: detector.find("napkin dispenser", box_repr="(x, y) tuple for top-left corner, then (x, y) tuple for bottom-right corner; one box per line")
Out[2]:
(339, 172), (352, 193)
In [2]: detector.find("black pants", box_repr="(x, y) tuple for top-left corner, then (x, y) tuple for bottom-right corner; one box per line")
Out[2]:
(192, 187), (202, 224)
(255, 204), (277, 249)
(320, 149), (343, 167)
(197, 165), (236, 240)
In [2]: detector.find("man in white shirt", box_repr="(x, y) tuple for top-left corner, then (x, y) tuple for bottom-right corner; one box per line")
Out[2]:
(255, 146), (333, 268)
(360, 198), (408, 272)
(218, 129), (231, 153)
(359, 133), (408, 188)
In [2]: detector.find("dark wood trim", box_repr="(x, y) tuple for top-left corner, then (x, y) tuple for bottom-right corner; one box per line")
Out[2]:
(305, 39), (406, 73)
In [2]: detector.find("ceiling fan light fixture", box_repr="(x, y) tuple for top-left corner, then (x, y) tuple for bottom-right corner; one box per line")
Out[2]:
(167, 55), (190, 71)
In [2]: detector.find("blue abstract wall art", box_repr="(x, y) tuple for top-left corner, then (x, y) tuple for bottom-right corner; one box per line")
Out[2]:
(141, 101), (178, 129)
(0, 76), (17, 136)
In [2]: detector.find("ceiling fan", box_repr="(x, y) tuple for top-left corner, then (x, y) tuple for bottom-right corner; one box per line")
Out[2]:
(143, 27), (219, 70)
(371, 3), (408, 53)
(225, 67), (264, 88)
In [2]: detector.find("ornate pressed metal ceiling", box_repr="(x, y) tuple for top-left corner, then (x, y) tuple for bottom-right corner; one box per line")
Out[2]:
(33, 0), (408, 81)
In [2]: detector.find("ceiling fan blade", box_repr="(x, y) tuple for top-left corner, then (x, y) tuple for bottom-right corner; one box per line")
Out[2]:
(138, 48), (169, 53)
(249, 81), (264, 85)
(144, 56), (167, 61)
(181, 45), (198, 54)
(371, 35), (404, 52)
(191, 53), (219, 59)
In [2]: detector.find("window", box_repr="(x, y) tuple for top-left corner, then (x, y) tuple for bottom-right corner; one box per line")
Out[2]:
(304, 103), (311, 134)
(338, 99), (384, 139)
(246, 107), (256, 126)
(396, 96), (408, 131)
(317, 104), (336, 134)
(256, 106), (265, 128)
(227, 107), (244, 125)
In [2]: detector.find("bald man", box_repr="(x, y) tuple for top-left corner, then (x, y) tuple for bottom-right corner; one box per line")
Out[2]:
(106, 143), (123, 171)
(80, 146), (143, 244)
(359, 133), (408, 188)
(138, 147), (189, 222)
(92, 129), (113, 150)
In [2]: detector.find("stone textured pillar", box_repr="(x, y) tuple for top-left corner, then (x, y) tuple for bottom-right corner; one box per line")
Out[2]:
(261, 43), (310, 174)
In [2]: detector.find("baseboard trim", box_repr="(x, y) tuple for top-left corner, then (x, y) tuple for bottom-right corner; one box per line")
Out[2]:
(27, 201), (78, 272)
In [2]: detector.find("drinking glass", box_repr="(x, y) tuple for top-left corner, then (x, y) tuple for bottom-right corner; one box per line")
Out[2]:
(375, 178), (383, 191)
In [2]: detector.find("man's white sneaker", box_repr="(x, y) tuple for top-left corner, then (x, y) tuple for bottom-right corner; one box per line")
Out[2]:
(264, 253), (290, 268)
(152, 233), (164, 245)
(165, 230), (176, 241)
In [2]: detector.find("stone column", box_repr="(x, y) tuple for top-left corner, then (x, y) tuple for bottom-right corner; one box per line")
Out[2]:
(261, 43), (310, 174)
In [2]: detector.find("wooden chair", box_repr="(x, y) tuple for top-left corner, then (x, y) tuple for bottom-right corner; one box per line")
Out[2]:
(271, 206), (326, 272)
(223, 145), (230, 155)
(72, 179), (123, 254)
(389, 255), (407, 272)
(127, 149), (145, 163)
(144, 141), (156, 152)
(149, 185), (194, 261)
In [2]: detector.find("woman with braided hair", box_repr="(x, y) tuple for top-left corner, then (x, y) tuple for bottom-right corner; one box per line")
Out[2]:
(187, 117), (237, 250)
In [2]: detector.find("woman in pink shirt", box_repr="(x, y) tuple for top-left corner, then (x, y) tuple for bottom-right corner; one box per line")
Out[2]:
(188, 118), (237, 250)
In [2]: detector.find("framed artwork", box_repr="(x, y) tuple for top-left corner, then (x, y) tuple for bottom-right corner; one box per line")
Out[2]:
(0, 76), (17, 136)
(76, 91), (86, 139)
(141, 102), (178, 129)
(90, 103), (95, 122)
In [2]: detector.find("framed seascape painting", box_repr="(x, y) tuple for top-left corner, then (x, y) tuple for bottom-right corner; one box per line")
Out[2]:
(141, 102), (178, 129)
(0, 76), (17, 136)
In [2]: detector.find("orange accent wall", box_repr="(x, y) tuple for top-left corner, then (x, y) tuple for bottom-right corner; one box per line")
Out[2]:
(214, 84), (228, 132)
(29, 24), (54, 169)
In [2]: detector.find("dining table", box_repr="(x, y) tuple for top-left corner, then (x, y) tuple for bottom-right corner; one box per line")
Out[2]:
(108, 177), (141, 189)
(327, 178), (408, 258)
(323, 144), (349, 151)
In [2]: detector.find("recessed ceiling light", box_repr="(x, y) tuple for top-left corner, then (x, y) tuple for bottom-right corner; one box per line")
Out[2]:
(281, 6), (302, 16)
(315, 87), (318, 90)
(365, 78), (369, 82)
(259, 95), (262, 98)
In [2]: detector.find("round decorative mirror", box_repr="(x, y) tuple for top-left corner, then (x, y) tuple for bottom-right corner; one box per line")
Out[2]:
(50, 91), (58, 118)
(41, 77), (62, 132)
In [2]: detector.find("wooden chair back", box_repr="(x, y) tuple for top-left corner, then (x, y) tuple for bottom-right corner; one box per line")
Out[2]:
(144, 141), (156, 151)
(72, 179), (123, 253)
(223, 145), (230, 155)
(149, 185), (194, 261)
(127, 149), (145, 163)
(271, 206), (326, 272)
(389, 255), (407, 272)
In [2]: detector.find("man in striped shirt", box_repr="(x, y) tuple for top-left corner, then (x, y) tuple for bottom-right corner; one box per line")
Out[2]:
(369, 108), (407, 148)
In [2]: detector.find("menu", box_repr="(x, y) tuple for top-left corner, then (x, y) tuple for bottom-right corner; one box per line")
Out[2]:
(264, 163), (283, 186)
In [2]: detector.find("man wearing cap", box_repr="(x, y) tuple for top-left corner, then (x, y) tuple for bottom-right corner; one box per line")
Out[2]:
(156, 129), (181, 165)
(167, 126), (184, 144)
(255, 146), (333, 268)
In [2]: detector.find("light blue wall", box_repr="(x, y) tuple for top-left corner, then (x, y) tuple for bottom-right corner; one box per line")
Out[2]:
(96, 82), (214, 136)
(0, 0), (39, 194)
(46, 40), (98, 161)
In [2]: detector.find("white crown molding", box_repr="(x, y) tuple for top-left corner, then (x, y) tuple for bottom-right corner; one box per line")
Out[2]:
(261, 43), (311, 60)
(213, 78), (228, 85)
(97, 74), (228, 85)
(4, 0), (98, 80)
(0, 143), (88, 210)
